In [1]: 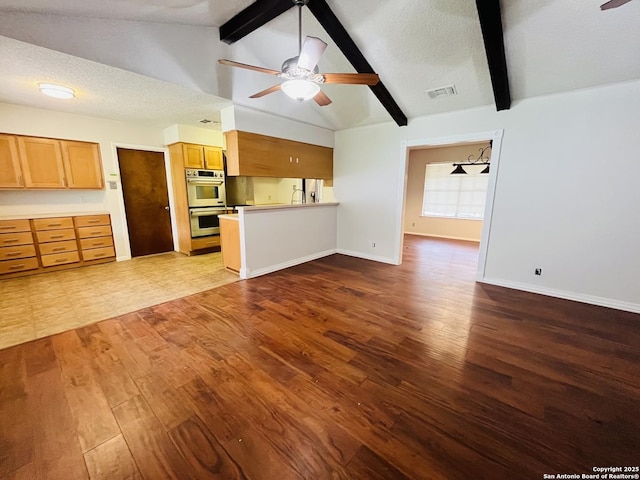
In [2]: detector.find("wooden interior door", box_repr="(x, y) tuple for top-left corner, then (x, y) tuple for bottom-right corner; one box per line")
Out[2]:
(117, 148), (174, 257)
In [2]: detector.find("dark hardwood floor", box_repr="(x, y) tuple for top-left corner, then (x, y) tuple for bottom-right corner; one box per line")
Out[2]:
(1, 235), (639, 480)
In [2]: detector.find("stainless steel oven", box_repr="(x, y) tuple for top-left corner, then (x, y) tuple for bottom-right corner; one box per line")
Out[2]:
(186, 169), (226, 207)
(189, 207), (226, 237)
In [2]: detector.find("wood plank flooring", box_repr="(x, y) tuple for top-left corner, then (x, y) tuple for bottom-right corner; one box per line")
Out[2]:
(1, 235), (639, 479)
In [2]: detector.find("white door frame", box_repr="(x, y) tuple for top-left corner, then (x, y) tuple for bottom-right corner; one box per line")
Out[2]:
(111, 143), (178, 260)
(396, 129), (504, 281)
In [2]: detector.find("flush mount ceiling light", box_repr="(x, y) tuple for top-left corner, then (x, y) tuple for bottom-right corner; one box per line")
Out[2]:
(450, 140), (493, 175)
(38, 83), (75, 99)
(281, 79), (321, 102)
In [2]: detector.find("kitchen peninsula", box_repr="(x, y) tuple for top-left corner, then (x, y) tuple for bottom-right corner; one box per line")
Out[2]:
(219, 202), (338, 279)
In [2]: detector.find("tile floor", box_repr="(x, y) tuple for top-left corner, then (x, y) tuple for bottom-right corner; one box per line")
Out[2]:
(0, 251), (239, 350)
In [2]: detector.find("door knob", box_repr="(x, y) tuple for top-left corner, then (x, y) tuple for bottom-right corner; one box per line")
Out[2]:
(164, 206), (170, 211)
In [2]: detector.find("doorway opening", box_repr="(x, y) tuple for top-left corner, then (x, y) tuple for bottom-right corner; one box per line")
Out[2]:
(397, 130), (503, 280)
(117, 148), (174, 257)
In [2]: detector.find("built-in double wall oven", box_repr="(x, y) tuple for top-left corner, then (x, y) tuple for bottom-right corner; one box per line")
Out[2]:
(185, 169), (227, 237)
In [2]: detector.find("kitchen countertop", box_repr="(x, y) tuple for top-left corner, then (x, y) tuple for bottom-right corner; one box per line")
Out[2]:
(0, 211), (110, 221)
(218, 214), (239, 221)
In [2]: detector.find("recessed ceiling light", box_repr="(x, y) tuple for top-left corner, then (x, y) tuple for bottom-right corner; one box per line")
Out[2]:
(38, 83), (75, 99)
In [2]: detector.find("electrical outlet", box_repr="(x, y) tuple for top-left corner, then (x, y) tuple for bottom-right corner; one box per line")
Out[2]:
(372, 242), (376, 248)
(412, 222), (415, 227)
(535, 268), (542, 276)
(292, 184), (297, 191)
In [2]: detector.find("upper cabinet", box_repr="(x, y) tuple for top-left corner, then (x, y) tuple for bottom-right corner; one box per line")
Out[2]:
(61, 141), (104, 189)
(225, 130), (333, 180)
(0, 134), (104, 190)
(18, 136), (66, 188)
(0, 134), (23, 188)
(179, 143), (224, 170)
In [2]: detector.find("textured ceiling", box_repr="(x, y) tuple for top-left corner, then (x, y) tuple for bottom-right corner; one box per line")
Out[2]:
(0, 36), (232, 128)
(0, 0), (638, 130)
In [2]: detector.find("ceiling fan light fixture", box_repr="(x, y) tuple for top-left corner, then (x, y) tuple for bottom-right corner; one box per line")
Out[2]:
(281, 79), (320, 102)
(38, 83), (75, 99)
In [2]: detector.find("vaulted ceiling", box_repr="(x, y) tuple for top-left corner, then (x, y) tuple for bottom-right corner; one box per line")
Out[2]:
(0, 0), (638, 131)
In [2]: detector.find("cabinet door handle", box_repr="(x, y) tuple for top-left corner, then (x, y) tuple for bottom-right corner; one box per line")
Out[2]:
(55, 258), (69, 263)
(6, 252), (21, 257)
(92, 242), (104, 246)
(0, 225), (16, 230)
(50, 235), (64, 239)
(88, 220), (100, 223)
(52, 247), (65, 252)
(289, 156), (293, 163)
(48, 223), (61, 227)
(296, 157), (299, 164)
(93, 253), (106, 257)
(9, 264), (25, 270)
(3, 239), (19, 244)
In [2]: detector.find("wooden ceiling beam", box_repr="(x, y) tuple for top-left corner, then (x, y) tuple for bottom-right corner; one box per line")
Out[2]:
(220, 0), (294, 45)
(475, 0), (511, 110)
(306, 0), (408, 126)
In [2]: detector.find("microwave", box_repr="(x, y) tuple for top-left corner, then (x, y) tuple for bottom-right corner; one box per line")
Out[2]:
(185, 169), (226, 208)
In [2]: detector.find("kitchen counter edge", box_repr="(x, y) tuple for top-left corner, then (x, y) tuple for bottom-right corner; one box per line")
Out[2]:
(239, 202), (339, 213)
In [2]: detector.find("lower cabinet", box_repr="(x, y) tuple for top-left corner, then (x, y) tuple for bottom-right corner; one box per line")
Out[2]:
(219, 216), (241, 273)
(0, 213), (116, 279)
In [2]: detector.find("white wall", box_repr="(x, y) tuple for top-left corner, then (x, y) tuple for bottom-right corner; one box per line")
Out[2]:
(239, 204), (338, 278)
(334, 79), (640, 312)
(222, 105), (335, 148)
(0, 102), (166, 260)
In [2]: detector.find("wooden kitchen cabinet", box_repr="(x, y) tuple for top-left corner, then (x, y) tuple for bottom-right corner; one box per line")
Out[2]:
(225, 130), (333, 179)
(0, 213), (115, 279)
(220, 216), (241, 273)
(0, 134), (24, 188)
(168, 142), (225, 255)
(34, 217), (80, 269)
(17, 136), (66, 188)
(1, 133), (104, 190)
(61, 141), (104, 189)
(177, 143), (224, 170)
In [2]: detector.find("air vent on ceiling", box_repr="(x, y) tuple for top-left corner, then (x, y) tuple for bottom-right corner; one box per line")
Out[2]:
(426, 84), (457, 99)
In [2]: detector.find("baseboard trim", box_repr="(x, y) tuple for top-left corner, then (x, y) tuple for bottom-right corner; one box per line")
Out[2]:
(246, 249), (338, 279)
(336, 249), (398, 265)
(480, 277), (640, 314)
(404, 232), (481, 243)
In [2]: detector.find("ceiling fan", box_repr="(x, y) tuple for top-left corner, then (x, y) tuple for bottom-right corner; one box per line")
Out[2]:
(600, 0), (634, 10)
(218, 0), (379, 106)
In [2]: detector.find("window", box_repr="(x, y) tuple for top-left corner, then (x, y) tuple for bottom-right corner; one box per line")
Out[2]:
(422, 163), (489, 219)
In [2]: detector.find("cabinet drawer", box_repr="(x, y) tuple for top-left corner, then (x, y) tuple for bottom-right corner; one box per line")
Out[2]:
(80, 236), (113, 251)
(33, 217), (74, 230)
(81, 246), (115, 261)
(0, 219), (31, 233)
(191, 235), (220, 250)
(77, 225), (112, 239)
(41, 250), (80, 267)
(0, 257), (39, 275)
(74, 214), (110, 228)
(36, 229), (76, 243)
(38, 240), (78, 256)
(0, 231), (34, 247)
(0, 244), (36, 261)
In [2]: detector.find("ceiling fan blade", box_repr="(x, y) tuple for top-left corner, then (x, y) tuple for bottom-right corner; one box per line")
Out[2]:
(600, 0), (633, 9)
(297, 36), (327, 71)
(322, 73), (380, 85)
(218, 59), (280, 76)
(249, 84), (282, 98)
(313, 90), (332, 107)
